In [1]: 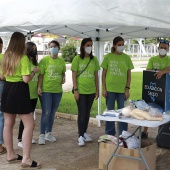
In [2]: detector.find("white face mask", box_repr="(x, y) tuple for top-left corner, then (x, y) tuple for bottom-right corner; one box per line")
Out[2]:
(159, 49), (167, 56)
(116, 46), (125, 53)
(85, 47), (92, 54)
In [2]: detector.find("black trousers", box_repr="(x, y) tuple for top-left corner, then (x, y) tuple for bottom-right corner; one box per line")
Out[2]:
(76, 93), (95, 137)
(18, 98), (38, 141)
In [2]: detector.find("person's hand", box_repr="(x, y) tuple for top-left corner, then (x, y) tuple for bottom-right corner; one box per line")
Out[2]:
(95, 90), (99, 100)
(102, 89), (107, 98)
(74, 91), (79, 101)
(154, 70), (165, 79)
(38, 87), (42, 96)
(125, 89), (130, 100)
(62, 77), (66, 84)
(33, 66), (40, 74)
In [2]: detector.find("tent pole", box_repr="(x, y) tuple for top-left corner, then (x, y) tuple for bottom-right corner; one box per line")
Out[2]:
(94, 29), (104, 127)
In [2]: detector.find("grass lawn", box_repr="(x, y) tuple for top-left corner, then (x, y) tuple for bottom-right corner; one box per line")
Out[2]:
(36, 72), (143, 118)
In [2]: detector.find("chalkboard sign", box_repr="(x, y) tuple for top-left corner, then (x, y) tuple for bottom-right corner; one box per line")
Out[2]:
(142, 70), (170, 111)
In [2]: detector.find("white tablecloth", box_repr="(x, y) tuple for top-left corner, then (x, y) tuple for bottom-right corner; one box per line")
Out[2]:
(96, 115), (170, 127)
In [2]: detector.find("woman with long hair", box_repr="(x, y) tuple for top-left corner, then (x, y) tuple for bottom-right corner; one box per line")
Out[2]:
(1, 32), (41, 169)
(38, 40), (66, 145)
(17, 42), (39, 148)
(71, 38), (100, 146)
(101, 36), (134, 136)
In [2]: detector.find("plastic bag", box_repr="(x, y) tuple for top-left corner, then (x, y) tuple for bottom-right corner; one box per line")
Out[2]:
(148, 102), (164, 113)
(133, 100), (149, 110)
(148, 107), (163, 117)
(124, 100), (136, 109)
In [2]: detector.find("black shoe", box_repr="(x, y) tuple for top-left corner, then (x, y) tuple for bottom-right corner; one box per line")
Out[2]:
(141, 132), (148, 139)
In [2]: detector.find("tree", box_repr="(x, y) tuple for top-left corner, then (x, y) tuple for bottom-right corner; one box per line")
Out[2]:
(61, 38), (78, 62)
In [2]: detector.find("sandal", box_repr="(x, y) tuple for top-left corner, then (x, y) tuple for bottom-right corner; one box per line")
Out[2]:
(21, 160), (42, 169)
(0, 146), (7, 155)
(6, 154), (23, 164)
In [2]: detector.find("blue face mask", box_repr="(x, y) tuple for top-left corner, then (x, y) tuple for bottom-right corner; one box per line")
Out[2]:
(50, 47), (58, 55)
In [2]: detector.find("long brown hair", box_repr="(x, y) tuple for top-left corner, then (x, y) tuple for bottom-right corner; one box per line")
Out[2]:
(80, 38), (93, 59)
(26, 42), (38, 66)
(2, 32), (26, 76)
(111, 36), (124, 53)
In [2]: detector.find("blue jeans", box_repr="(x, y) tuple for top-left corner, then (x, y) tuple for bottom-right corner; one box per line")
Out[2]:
(40, 92), (62, 134)
(105, 92), (127, 136)
(0, 81), (5, 144)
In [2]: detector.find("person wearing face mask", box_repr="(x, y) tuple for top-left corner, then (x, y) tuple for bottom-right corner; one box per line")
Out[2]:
(17, 42), (39, 148)
(38, 40), (66, 145)
(71, 38), (100, 146)
(141, 39), (170, 139)
(101, 36), (134, 136)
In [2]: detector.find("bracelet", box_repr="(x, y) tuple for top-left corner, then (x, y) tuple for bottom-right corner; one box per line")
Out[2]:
(73, 88), (78, 91)
(31, 71), (36, 76)
(126, 86), (130, 89)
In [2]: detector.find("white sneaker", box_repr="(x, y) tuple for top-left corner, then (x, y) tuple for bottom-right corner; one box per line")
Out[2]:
(18, 142), (23, 148)
(78, 136), (85, 146)
(32, 139), (36, 144)
(38, 134), (46, 145)
(84, 133), (92, 142)
(45, 132), (56, 142)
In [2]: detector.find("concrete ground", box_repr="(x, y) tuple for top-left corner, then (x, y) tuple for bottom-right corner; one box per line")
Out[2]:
(1, 112), (170, 170)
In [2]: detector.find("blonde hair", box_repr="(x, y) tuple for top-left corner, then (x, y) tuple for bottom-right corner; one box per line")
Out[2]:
(2, 32), (26, 76)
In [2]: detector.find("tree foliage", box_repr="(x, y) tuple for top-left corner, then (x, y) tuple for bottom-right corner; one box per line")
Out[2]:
(61, 38), (78, 62)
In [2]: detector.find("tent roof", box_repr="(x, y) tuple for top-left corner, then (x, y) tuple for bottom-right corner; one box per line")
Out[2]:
(1, 0), (170, 40)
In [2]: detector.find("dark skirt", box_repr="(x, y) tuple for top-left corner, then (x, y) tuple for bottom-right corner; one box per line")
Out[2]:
(1, 81), (32, 114)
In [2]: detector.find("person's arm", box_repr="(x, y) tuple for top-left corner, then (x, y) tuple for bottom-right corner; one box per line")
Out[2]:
(72, 71), (79, 100)
(95, 71), (99, 100)
(102, 68), (107, 98)
(154, 67), (170, 79)
(22, 67), (39, 83)
(0, 74), (5, 80)
(38, 74), (43, 96)
(62, 72), (66, 84)
(125, 69), (131, 100)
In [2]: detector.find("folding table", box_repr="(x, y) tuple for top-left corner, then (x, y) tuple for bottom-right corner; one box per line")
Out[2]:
(96, 115), (170, 170)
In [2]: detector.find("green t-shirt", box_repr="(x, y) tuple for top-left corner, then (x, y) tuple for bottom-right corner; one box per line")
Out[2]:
(28, 61), (39, 99)
(101, 52), (134, 93)
(0, 53), (2, 62)
(39, 56), (66, 93)
(71, 55), (100, 94)
(5, 55), (31, 82)
(146, 55), (170, 70)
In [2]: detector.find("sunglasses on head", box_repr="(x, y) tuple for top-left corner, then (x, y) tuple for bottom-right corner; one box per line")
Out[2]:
(160, 39), (169, 45)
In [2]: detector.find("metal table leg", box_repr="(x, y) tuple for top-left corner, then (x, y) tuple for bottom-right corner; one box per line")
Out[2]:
(106, 125), (151, 170)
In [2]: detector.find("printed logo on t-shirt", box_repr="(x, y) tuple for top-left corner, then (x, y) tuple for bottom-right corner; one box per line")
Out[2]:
(47, 65), (62, 79)
(32, 74), (38, 82)
(153, 63), (164, 69)
(109, 61), (124, 76)
(79, 63), (93, 78)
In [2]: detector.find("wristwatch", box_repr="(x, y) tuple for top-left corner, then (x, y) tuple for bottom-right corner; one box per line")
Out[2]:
(73, 88), (78, 92)
(126, 86), (130, 89)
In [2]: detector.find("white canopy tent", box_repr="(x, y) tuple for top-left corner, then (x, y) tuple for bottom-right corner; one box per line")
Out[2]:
(1, 0), (170, 119)
(0, 0), (170, 40)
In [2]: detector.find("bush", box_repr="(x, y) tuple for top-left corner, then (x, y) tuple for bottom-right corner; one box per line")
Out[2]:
(61, 41), (77, 62)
